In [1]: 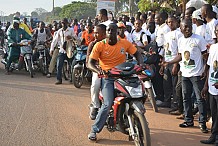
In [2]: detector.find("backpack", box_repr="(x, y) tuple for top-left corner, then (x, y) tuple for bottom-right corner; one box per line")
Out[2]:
(143, 41), (161, 64)
(131, 29), (151, 44)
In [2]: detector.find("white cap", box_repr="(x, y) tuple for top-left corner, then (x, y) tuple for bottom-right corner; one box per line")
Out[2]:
(126, 22), (133, 27)
(192, 9), (203, 21)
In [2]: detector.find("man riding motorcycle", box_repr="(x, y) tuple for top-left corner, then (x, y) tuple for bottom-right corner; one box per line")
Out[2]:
(32, 21), (52, 63)
(87, 23), (143, 141)
(6, 19), (31, 74)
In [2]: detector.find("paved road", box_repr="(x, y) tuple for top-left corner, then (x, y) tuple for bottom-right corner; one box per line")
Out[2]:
(0, 66), (211, 146)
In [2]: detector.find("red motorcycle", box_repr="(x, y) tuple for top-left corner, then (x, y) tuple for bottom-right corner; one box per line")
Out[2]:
(99, 62), (151, 146)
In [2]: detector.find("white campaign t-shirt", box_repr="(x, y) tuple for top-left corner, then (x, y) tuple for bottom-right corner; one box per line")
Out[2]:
(164, 29), (183, 62)
(207, 43), (218, 95)
(131, 29), (148, 47)
(195, 24), (206, 39)
(101, 20), (113, 27)
(205, 18), (218, 45)
(178, 34), (207, 77)
(155, 23), (170, 47)
(124, 31), (133, 43)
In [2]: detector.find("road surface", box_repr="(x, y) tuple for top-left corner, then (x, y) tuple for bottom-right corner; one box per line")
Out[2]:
(0, 67), (211, 146)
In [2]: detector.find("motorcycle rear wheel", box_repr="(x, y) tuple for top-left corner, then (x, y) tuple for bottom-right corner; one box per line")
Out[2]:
(72, 68), (84, 88)
(132, 111), (151, 146)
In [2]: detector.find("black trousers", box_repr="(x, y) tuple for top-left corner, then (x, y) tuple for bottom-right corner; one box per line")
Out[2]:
(209, 94), (218, 137)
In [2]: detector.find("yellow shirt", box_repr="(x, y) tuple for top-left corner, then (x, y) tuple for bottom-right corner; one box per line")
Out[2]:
(19, 23), (32, 36)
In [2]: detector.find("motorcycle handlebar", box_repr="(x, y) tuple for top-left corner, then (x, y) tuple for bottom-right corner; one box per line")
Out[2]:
(98, 65), (143, 78)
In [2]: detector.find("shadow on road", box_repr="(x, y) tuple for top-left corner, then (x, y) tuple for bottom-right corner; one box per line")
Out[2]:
(96, 138), (134, 145)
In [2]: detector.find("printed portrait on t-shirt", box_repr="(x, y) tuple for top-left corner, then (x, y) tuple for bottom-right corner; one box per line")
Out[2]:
(211, 60), (218, 79)
(184, 51), (195, 66)
(164, 43), (172, 56)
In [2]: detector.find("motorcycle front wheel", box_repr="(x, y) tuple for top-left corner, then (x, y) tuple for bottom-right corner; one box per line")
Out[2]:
(63, 60), (71, 81)
(132, 111), (151, 146)
(146, 87), (158, 112)
(39, 58), (48, 75)
(27, 59), (33, 78)
(72, 67), (84, 88)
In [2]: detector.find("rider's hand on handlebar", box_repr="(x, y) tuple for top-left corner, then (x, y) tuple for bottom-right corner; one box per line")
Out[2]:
(11, 43), (17, 47)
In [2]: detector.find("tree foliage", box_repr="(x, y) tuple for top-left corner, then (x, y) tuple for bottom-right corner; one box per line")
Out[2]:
(59, 2), (96, 20)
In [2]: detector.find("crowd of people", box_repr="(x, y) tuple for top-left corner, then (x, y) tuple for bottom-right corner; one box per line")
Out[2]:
(0, 3), (218, 145)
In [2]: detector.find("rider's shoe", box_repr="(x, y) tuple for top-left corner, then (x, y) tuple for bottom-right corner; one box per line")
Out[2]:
(89, 104), (98, 120)
(5, 71), (10, 75)
(55, 80), (62, 85)
(46, 73), (51, 78)
(88, 132), (97, 141)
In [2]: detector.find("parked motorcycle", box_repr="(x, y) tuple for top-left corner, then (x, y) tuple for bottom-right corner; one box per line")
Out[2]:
(1, 39), (34, 78)
(99, 62), (151, 146)
(138, 64), (158, 112)
(72, 45), (92, 88)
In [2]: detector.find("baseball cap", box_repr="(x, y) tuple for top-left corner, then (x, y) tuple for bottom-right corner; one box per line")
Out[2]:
(126, 22), (133, 27)
(192, 9), (203, 21)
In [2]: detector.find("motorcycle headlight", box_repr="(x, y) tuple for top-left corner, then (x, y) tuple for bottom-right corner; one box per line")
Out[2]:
(125, 85), (143, 98)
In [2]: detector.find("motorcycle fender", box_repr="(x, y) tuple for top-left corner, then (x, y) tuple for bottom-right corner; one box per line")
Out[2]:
(25, 54), (31, 60)
(130, 101), (146, 114)
(143, 81), (152, 88)
(73, 63), (83, 69)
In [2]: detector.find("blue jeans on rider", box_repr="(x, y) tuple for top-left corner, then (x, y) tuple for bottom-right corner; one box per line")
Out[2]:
(182, 76), (207, 125)
(56, 53), (67, 81)
(91, 77), (115, 133)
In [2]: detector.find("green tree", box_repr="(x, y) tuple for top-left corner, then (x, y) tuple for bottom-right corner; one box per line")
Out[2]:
(138, 0), (160, 12)
(60, 2), (96, 20)
(31, 11), (39, 17)
(52, 7), (62, 16)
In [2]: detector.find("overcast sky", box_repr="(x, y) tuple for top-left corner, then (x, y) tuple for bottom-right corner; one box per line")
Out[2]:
(0, 0), (75, 16)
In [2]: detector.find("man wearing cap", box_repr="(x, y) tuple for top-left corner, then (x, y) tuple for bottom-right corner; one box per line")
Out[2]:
(117, 22), (127, 40)
(50, 18), (78, 84)
(6, 19), (31, 74)
(192, 9), (206, 38)
(13, 14), (32, 36)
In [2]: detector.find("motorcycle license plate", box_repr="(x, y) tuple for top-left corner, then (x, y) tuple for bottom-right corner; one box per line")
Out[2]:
(21, 46), (32, 54)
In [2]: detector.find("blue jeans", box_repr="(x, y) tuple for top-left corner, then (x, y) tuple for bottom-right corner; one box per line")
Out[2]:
(182, 76), (207, 124)
(91, 77), (115, 133)
(56, 53), (67, 81)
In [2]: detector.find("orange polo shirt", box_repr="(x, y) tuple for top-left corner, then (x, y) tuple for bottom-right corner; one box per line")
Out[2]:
(90, 39), (137, 71)
(82, 30), (95, 46)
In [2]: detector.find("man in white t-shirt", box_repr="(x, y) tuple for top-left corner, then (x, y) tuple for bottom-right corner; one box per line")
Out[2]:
(201, 24), (218, 145)
(163, 19), (208, 133)
(155, 12), (170, 56)
(159, 16), (183, 108)
(154, 11), (170, 104)
(192, 9), (206, 38)
(131, 19), (148, 50)
(98, 9), (113, 27)
(201, 4), (218, 46)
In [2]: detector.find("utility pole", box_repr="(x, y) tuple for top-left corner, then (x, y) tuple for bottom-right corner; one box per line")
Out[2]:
(129, 0), (133, 17)
(53, 0), (55, 16)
